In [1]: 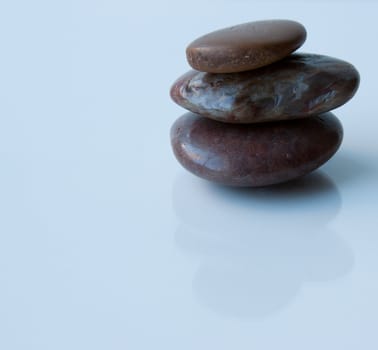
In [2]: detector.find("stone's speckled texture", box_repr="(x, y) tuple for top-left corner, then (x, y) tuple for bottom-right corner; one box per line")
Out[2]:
(186, 20), (306, 73)
(171, 54), (360, 124)
(170, 112), (343, 187)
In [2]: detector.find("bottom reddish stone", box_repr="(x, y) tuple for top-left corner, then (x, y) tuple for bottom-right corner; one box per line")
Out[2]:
(170, 112), (343, 187)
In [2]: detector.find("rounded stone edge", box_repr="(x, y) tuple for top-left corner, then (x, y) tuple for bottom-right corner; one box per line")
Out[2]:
(170, 55), (360, 124)
(185, 19), (307, 73)
(170, 113), (344, 187)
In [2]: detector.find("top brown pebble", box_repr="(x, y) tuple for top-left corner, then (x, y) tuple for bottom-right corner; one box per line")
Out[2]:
(186, 19), (307, 73)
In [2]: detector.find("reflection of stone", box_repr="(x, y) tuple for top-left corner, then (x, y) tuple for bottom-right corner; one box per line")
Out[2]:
(193, 257), (301, 320)
(174, 170), (342, 234)
(173, 172), (354, 320)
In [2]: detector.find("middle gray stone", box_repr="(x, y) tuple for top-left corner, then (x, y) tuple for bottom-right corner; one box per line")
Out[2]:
(170, 53), (360, 124)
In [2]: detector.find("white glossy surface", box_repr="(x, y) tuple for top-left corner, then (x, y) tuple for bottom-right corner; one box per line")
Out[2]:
(0, 0), (377, 349)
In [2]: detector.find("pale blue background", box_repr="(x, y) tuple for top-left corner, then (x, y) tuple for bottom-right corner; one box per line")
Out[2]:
(0, 0), (377, 349)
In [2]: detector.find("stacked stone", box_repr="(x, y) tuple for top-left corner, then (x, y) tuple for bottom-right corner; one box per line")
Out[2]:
(170, 20), (360, 187)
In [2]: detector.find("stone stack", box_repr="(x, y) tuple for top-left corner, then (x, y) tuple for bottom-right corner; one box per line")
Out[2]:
(170, 20), (360, 187)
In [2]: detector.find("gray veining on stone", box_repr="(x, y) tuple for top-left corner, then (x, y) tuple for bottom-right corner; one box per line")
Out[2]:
(171, 54), (360, 123)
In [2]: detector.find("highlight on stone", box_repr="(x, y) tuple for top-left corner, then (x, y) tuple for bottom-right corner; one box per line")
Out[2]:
(169, 19), (360, 187)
